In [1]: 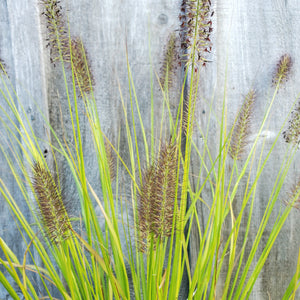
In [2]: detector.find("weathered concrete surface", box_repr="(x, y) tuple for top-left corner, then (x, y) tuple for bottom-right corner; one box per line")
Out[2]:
(0, 0), (299, 299)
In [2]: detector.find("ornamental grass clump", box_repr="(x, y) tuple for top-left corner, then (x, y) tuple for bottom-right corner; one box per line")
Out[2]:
(1, 2), (300, 300)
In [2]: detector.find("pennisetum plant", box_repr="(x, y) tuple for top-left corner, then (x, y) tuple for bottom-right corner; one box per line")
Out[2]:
(0, 1), (300, 299)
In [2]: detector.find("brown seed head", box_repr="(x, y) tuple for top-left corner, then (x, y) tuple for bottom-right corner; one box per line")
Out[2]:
(70, 37), (94, 93)
(230, 89), (256, 160)
(138, 141), (179, 252)
(283, 100), (300, 146)
(179, 0), (213, 67)
(32, 161), (71, 243)
(273, 54), (292, 86)
(160, 32), (179, 90)
(285, 179), (300, 209)
(41, 0), (70, 63)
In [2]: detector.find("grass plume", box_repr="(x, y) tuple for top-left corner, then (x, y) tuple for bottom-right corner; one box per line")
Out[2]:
(32, 161), (71, 243)
(138, 140), (179, 252)
(70, 37), (94, 93)
(179, 0), (213, 66)
(159, 32), (179, 90)
(104, 139), (116, 182)
(286, 179), (300, 209)
(273, 54), (292, 86)
(41, 0), (94, 93)
(229, 89), (256, 160)
(283, 100), (300, 146)
(41, 0), (69, 63)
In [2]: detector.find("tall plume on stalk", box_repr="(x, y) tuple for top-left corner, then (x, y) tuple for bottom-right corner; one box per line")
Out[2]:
(159, 32), (179, 90)
(179, 0), (213, 67)
(229, 89), (256, 160)
(285, 179), (300, 209)
(41, 0), (69, 63)
(283, 100), (300, 146)
(138, 140), (179, 252)
(41, 0), (94, 93)
(104, 139), (116, 182)
(182, 70), (199, 135)
(272, 54), (292, 87)
(32, 161), (71, 243)
(70, 37), (95, 93)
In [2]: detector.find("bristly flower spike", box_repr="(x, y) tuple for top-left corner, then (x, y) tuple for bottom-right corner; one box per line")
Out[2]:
(32, 161), (71, 243)
(230, 89), (256, 160)
(41, 0), (70, 63)
(41, 1), (94, 94)
(70, 38), (95, 93)
(179, 0), (213, 67)
(138, 140), (179, 252)
(283, 100), (300, 146)
(285, 179), (300, 209)
(159, 32), (179, 90)
(273, 54), (292, 86)
(104, 139), (116, 182)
